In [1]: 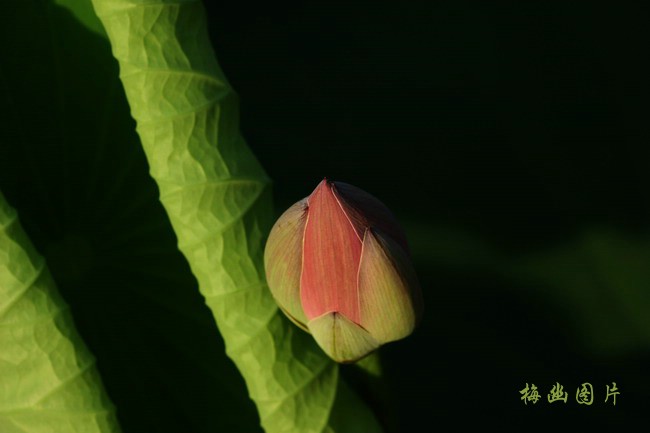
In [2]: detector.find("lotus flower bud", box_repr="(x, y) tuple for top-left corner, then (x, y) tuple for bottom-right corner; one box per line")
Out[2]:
(264, 179), (422, 363)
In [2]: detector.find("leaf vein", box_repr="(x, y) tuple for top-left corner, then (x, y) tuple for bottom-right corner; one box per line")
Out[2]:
(158, 178), (266, 199)
(119, 68), (224, 87)
(224, 309), (277, 357)
(0, 212), (17, 232)
(174, 183), (266, 251)
(32, 360), (97, 406)
(260, 361), (332, 424)
(0, 261), (46, 319)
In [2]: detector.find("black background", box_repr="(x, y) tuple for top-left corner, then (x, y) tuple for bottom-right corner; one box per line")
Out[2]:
(204, 1), (649, 430)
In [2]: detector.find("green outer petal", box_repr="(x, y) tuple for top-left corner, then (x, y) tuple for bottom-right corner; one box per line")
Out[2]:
(357, 229), (419, 343)
(0, 191), (120, 433)
(91, 1), (381, 432)
(264, 199), (309, 329)
(307, 312), (379, 363)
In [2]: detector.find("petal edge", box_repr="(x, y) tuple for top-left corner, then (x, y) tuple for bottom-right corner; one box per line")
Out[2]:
(307, 312), (380, 363)
(357, 228), (421, 343)
(264, 198), (309, 328)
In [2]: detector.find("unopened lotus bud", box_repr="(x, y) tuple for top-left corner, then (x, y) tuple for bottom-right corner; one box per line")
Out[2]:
(264, 179), (422, 363)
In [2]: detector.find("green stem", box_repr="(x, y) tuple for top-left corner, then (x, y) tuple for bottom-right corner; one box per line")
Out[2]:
(91, 1), (381, 431)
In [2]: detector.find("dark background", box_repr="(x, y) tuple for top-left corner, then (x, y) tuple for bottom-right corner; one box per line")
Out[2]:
(205, 1), (650, 430)
(2, 1), (648, 431)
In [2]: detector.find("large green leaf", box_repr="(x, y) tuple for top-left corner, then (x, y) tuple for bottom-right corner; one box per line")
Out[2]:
(91, 0), (381, 431)
(0, 1), (263, 432)
(0, 191), (120, 433)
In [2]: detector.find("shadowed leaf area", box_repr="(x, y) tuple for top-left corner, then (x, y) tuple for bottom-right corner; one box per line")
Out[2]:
(0, 2), (260, 432)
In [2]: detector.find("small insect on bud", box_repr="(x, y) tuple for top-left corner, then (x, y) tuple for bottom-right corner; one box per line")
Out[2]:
(264, 179), (422, 363)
